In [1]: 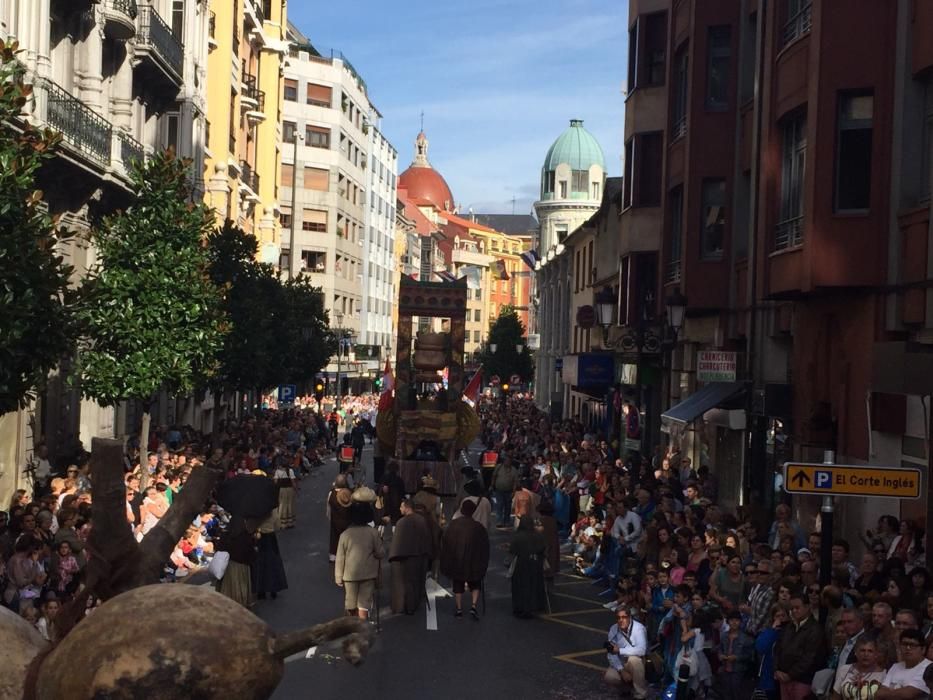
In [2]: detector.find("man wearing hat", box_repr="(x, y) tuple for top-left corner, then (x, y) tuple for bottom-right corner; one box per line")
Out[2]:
(413, 475), (443, 578)
(389, 499), (432, 614)
(454, 478), (493, 532)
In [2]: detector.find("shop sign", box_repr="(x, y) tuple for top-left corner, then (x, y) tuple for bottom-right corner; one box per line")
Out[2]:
(697, 351), (737, 382)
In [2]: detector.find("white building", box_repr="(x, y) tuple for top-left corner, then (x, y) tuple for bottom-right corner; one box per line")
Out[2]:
(360, 124), (399, 368)
(533, 119), (606, 413)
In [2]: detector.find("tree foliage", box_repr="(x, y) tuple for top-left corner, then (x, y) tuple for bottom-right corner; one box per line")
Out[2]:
(0, 41), (77, 414)
(479, 306), (534, 384)
(75, 150), (226, 406)
(206, 221), (334, 393)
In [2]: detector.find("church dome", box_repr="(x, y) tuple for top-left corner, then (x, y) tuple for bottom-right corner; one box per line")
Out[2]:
(542, 119), (606, 173)
(398, 131), (455, 212)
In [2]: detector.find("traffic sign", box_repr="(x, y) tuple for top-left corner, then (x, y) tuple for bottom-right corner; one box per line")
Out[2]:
(278, 384), (297, 403)
(510, 374), (521, 385)
(783, 462), (921, 499)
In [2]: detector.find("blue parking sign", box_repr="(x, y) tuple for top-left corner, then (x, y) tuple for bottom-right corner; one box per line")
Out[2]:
(814, 471), (832, 489)
(278, 384), (297, 403)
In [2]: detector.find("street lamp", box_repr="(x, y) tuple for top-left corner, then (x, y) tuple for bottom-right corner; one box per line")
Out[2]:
(489, 343), (498, 353)
(665, 289), (687, 341)
(515, 343), (524, 353)
(334, 310), (355, 410)
(595, 285), (616, 345)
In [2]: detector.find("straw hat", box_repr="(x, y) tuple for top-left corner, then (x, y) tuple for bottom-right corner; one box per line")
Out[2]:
(421, 475), (438, 490)
(351, 486), (377, 503)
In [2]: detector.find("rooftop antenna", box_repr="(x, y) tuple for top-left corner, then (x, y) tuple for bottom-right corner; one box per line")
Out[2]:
(511, 196), (516, 215)
(420, 110), (424, 132)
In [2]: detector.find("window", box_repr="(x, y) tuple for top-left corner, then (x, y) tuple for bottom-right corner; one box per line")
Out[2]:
(301, 250), (327, 272)
(279, 212), (292, 228)
(282, 121), (296, 143)
(280, 162), (293, 187)
(592, 181), (600, 200)
(776, 114), (806, 249)
(628, 12), (667, 92)
(473, 330), (480, 343)
(666, 186), (683, 282)
(475, 288), (482, 300)
(284, 79), (298, 101)
(302, 209), (327, 232)
(624, 132), (663, 208)
(474, 309), (481, 322)
(163, 111), (180, 153)
(835, 92), (873, 211)
(306, 82), (332, 107)
(228, 90), (237, 153)
(924, 81), (933, 201)
(672, 43), (689, 139)
(171, 0), (184, 40)
(571, 170), (589, 193)
(783, 0), (812, 46)
(558, 180), (568, 198)
(555, 224), (569, 242)
(303, 167), (329, 191)
(543, 170), (556, 194)
(706, 26), (731, 110)
(305, 125), (329, 149)
(700, 179), (726, 260)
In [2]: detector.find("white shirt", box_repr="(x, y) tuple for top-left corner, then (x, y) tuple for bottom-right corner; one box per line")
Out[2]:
(611, 510), (643, 550)
(607, 618), (647, 670)
(833, 664), (885, 699)
(882, 658), (931, 693)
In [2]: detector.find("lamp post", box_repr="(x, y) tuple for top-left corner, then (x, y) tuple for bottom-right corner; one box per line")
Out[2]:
(333, 310), (356, 411)
(595, 286), (616, 346)
(287, 132), (303, 279)
(664, 289), (687, 417)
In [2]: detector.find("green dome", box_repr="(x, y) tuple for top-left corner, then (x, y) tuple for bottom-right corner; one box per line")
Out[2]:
(542, 119), (606, 173)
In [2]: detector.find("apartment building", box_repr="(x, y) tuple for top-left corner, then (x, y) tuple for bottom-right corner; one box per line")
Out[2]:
(204, 0), (286, 256)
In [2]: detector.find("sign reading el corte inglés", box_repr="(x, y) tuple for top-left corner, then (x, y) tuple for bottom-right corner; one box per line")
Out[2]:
(697, 351), (737, 382)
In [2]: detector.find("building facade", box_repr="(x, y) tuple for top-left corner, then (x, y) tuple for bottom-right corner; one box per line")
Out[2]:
(204, 0), (286, 259)
(534, 119), (607, 414)
(0, 0), (211, 501)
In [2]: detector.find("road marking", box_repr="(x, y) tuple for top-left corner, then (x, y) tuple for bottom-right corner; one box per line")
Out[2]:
(552, 649), (607, 672)
(305, 646), (317, 658)
(425, 577), (452, 631)
(538, 614), (606, 635)
(545, 608), (609, 618)
(550, 590), (606, 606)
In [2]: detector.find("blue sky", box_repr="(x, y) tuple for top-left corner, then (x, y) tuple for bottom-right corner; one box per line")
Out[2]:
(289, 0), (628, 216)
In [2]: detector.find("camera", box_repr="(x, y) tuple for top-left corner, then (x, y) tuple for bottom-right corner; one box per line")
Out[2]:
(604, 641), (615, 652)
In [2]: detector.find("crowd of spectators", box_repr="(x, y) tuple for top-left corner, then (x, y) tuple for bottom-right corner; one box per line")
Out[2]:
(477, 394), (933, 699)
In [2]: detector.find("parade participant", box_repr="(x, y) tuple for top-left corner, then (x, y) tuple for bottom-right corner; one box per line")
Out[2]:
(537, 499), (561, 583)
(335, 501), (384, 620)
(412, 475), (443, 578)
(326, 475), (353, 564)
(252, 509), (287, 601)
(604, 607), (648, 698)
(273, 457), (298, 529)
(490, 458), (519, 529)
(388, 499), (431, 615)
(508, 515), (546, 619)
(440, 499), (489, 620)
(214, 515), (256, 608)
(379, 461), (406, 527)
(453, 477), (493, 533)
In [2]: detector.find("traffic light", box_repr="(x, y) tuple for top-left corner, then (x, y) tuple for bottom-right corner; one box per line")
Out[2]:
(374, 376), (383, 391)
(314, 380), (324, 403)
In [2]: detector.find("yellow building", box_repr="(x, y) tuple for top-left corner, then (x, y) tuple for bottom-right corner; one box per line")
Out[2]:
(204, 0), (285, 260)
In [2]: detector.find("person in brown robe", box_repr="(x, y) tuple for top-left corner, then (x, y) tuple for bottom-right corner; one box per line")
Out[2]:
(380, 462), (406, 526)
(388, 499), (431, 614)
(412, 476), (442, 578)
(327, 474), (353, 563)
(440, 499), (490, 618)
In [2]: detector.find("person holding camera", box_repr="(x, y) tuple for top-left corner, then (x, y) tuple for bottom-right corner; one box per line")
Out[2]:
(604, 607), (648, 698)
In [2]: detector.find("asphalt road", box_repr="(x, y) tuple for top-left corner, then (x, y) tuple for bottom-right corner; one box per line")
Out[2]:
(255, 443), (624, 700)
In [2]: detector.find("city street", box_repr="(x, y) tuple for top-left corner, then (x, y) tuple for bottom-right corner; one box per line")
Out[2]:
(255, 444), (621, 700)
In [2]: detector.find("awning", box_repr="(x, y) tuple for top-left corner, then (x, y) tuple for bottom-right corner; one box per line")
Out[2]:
(661, 381), (746, 425)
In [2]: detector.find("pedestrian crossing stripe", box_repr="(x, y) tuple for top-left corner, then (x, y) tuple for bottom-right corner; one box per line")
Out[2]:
(551, 649), (608, 672)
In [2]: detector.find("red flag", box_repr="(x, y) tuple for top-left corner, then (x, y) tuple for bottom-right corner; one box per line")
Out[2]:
(377, 358), (394, 411)
(462, 369), (483, 406)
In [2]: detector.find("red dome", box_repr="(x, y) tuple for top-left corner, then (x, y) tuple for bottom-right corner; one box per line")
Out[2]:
(398, 166), (455, 212)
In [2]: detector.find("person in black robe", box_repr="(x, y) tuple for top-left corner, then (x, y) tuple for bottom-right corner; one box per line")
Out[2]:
(252, 510), (287, 600)
(509, 515), (547, 618)
(388, 499), (431, 614)
(380, 462), (406, 526)
(440, 499), (490, 618)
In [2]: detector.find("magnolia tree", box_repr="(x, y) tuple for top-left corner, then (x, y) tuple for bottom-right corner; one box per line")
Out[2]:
(0, 41), (76, 415)
(76, 151), (226, 488)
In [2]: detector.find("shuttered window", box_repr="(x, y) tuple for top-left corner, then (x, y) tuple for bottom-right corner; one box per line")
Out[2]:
(303, 167), (329, 191)
(306, 83), (332, 107)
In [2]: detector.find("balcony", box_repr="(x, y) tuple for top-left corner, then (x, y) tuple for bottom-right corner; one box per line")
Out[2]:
(239, 160), (260, 201)
(244, 0), (264, 30)
(665, 259), (682, 284)
(240, 73), (266, 122)
(774, 216), (803, 250)
(136, 5), (184, 91)
(782, 2), (812, 47)
(34, 78), (112, 166)
(102, 0), (138, 40)
(117, 131), (145, 171)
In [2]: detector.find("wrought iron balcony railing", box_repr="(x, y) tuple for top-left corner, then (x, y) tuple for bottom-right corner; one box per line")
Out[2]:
(774, 216), (804, 250)
(782, 2), (812, 46)
(111, 0), (138, 19)
(35, 78), (112, 165)
(118, 131), (145, 170)
(241, 73), (266, 112)
(137, 5), (183, 81)
(240, 160), (260, 194)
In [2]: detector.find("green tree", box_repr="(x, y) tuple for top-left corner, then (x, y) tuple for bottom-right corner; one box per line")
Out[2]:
(479, 305), (534, 386)
(278, 276), (336, 390)
(0, 41), (77, 414)
(76, 151), (226, 488)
